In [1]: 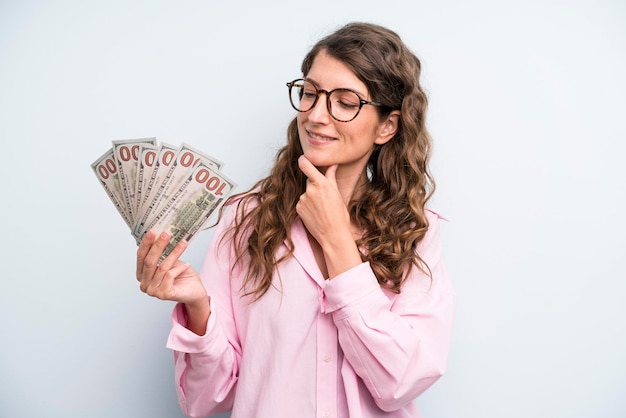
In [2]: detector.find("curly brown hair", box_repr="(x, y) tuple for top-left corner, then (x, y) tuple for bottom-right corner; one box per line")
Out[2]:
(221, 22), (435, 300)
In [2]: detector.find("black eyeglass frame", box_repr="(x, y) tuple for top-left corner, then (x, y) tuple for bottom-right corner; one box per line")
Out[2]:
(286, 78), (385, 122)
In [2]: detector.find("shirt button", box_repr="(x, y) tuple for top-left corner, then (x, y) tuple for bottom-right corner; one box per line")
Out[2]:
(323, 354), (332, 363)
(321, 411), (330, 418)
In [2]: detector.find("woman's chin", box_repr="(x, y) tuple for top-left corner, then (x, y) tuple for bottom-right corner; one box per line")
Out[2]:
(302, 156), (331, 171)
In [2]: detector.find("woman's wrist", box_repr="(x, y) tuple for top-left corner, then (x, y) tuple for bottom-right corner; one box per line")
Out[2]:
(184, 295), (211, 336)
(322, 233), (363, 279)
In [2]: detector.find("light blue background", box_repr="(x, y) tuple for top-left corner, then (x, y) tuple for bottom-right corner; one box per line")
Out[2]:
(1, 1), (625, 417)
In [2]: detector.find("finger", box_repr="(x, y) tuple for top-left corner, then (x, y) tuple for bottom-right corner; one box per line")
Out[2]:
(142, 231), (172, 279)
(136, 229), (156, 279)
(159, 238), (188, 272)
(143, 236), (188, 291)
(149, 261), (191, 300)
(324, 164), (339, 189)
(298, 155), (325, 183)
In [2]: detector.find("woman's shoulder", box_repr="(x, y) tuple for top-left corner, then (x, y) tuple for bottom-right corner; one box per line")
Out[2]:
(218, 190), (261, 225)
(415, 208), (447, 261)
(425, 208), (448, 222)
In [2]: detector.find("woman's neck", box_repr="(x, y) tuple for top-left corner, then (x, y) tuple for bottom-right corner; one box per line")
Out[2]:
(335, 171), (368, 205)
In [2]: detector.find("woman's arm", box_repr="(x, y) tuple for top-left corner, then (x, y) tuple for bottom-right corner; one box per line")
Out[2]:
(163, 207), (243, 417)
(322, 211), (456, 411)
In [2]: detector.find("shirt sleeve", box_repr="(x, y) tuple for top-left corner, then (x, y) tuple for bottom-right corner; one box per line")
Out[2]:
(321, 210), (456, 412)
(165, 204), (242, 417)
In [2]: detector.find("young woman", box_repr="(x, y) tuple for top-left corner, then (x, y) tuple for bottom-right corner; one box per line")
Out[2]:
(137, 22), (455, 418)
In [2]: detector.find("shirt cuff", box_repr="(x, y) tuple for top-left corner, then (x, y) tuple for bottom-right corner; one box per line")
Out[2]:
(165, 298), (227, 357)
(322, 262), (380, 315)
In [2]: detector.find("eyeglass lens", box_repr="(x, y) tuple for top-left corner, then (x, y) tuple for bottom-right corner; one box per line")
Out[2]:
(289, 80), (362, 122)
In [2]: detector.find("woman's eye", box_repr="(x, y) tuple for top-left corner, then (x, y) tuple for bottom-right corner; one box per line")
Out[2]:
(338, 100), (359, 109)
(331, 91), (360, 109)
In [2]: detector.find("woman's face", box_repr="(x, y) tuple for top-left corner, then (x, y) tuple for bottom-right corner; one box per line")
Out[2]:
(297, 50), (398, 179)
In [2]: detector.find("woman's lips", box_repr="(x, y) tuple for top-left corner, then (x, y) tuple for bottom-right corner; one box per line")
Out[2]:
(307, 130), (336, 142)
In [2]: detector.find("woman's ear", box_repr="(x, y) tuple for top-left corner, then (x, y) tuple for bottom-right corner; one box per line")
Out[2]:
(374, 110), (401, 145)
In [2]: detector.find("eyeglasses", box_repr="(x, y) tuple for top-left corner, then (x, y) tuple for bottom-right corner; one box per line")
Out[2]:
(286, 78), (384, 122)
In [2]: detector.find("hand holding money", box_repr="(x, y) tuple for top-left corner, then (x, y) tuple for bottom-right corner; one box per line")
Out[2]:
(92, 138), (236, 258)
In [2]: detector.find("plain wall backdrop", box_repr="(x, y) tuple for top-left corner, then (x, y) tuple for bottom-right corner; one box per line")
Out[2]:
(1, 1), (625, 417)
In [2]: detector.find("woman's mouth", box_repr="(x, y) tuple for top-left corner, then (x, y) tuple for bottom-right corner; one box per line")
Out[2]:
(307, 130), (336, 142)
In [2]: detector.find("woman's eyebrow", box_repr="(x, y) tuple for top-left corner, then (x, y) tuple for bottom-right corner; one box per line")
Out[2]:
(304, 76), (368, 98)
(303, 77), (320, 87)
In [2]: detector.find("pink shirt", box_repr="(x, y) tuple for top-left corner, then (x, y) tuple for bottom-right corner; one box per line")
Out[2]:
(166, 204), (455, 418)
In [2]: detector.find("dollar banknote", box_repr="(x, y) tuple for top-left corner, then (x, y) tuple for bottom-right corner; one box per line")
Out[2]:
(113, 137), (157, 222)
(91, 148), (133, 228)
(134, 142), (179, 229)
(133, 142), (224, 236)
(134, 143), (159, 216)
(91, 138), (236, 254)
(134, 161), (236, 258)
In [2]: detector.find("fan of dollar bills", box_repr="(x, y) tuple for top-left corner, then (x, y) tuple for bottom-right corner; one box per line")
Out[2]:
(91, 137), (236, 258)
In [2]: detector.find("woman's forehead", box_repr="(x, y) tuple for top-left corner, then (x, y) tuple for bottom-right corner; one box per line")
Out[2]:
(305, 51), (369, 97)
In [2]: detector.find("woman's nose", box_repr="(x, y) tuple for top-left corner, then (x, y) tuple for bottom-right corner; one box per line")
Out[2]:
(307, 93), (331, 124)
